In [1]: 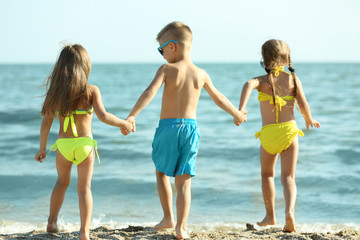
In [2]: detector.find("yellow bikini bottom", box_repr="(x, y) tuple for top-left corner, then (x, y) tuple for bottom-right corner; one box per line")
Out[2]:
(255, 122), (304, 155)
(50, 137), (100, 165)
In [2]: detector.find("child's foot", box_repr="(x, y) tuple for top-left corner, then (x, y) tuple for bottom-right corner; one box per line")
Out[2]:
(80, 232), (90, 240)
(46, 222), (59, 233)
(154, 218), (175, 231)
(283, 215), (296, 233)
(176, 226), (190, 239)
(257, 215), (276, 227)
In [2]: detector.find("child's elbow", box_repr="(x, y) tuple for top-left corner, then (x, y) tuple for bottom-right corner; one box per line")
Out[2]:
(96, 111), (108, 123)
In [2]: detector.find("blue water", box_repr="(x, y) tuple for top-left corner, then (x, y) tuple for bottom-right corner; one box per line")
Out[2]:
(0, 63), (359, 234)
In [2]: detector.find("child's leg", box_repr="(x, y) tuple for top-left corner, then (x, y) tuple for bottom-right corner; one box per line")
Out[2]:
(47, 151), (73, 232)
(280, 135), (299, 233)
(174, 173), (191, 239)
(76, 153), (95, 240)
(257, 146), (278, 227)
(155, 170), (175, 230)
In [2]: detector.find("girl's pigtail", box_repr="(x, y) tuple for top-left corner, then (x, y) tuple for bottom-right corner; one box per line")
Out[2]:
(288, 53), (297, 97)
(265, 66), (276, 105)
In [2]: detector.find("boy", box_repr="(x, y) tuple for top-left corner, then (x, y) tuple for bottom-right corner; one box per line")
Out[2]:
(123, 21), (246, 239)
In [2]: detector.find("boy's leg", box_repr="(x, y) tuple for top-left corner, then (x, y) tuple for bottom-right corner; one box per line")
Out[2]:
(77, 153), (95, 240)
(47, 151), (73, 232)
(174, 173), (191, 239)
(155, 169), (175, 230)
(257, 146), (278, 227)
(280, 135), (299, 233)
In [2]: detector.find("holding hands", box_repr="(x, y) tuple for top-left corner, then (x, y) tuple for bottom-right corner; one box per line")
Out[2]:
(121, 116), (136, 135)
(233, 110), (247, 126)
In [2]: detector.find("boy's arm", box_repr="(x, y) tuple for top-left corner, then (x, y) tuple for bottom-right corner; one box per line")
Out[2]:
(294, 77), (321, 130)
(34, 112), (54, 163)
(203, 73), (246, 124)
(126, 65), (166, 129)
(238, 78), (260, 112)
(91, 85), (132, 131)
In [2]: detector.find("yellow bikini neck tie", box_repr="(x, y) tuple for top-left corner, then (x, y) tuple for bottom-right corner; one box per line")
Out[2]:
(271, 66), (287, 77)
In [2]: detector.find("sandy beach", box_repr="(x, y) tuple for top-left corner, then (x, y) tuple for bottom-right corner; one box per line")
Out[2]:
(1, 224), (359, 240)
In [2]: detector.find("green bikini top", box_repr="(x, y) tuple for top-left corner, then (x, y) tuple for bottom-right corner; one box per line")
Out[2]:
(61, 107), (94, 137)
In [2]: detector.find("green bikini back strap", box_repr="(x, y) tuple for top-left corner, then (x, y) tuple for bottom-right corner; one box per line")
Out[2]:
(63, 107), (94, 137)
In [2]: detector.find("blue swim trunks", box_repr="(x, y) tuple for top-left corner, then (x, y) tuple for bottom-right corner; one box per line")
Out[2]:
(152, 118), (200, 177)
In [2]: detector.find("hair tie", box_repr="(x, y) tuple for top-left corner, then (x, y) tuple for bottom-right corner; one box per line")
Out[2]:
(288, 67), (295, 73)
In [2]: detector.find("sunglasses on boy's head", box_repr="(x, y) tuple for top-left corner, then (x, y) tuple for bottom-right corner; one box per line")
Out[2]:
(157, 40), (178, 56)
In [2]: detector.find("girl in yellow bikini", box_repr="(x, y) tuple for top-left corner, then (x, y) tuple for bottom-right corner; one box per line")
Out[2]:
(235, 39), (320, 233)
(34, 44), (133, 240)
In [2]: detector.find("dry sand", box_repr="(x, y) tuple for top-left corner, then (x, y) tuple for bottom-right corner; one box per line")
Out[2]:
(1, 224), (359, 240)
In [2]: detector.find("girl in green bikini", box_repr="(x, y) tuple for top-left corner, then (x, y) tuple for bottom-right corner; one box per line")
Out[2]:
(34, 44), (133, 240)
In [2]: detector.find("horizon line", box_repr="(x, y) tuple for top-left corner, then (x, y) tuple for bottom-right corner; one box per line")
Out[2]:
(0, 61), (359, 65)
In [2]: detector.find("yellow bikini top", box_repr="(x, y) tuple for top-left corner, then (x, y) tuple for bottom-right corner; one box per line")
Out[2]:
(258, 92), (294, 123)
(60, 107), (94, 137)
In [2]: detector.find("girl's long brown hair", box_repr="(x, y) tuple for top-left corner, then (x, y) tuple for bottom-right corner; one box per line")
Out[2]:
(41, 44), (92, 116)
(261, 39), (297, 104)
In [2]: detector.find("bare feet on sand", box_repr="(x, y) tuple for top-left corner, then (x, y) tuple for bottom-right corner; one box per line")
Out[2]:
(257, 215), (276, 227)
(46, 222), (59, 233)
(283, 215), (296, 233)
(154, 218), (175, 231)
(176, 226), (190, 239)
(80, 232), (90, 240)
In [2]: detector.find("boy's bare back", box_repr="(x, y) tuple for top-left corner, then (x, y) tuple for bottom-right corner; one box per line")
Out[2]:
(160, 60), (207, 120)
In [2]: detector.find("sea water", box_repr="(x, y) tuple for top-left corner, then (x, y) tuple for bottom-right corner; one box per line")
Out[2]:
(0, 63), (359, 234)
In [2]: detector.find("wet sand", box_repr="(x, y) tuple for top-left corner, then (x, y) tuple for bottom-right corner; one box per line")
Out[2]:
(1, 224), (359, 240)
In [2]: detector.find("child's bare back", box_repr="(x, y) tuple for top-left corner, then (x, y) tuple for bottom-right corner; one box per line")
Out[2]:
(160, 61), (207, 119)
(254, 72), (297, 126)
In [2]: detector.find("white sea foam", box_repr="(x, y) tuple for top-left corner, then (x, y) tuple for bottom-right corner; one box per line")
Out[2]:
(1, 219), (359, 235)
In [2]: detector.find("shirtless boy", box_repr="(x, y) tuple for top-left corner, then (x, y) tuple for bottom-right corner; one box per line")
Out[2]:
(123, 21), (246, 239)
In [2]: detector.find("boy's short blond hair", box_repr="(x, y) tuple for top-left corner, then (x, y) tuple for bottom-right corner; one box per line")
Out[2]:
(156, 21), (192, 43)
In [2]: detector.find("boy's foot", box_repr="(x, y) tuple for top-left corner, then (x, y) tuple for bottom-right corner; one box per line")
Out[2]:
(257, 215), (276, 227)
(46, 222), (59, 233)
(283, 215), (296, 233)
(154, 218), (175, 231)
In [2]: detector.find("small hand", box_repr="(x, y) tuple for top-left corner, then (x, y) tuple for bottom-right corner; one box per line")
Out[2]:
(34, 150), (46, 163)
(306, 119), (321, 130)
(121, 116), (136, 136)
(127, 116), (136, 132)
(234, 110), (247, 126)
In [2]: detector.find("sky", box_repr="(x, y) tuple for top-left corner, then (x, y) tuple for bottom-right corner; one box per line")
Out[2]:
(0, 0), (359, 63)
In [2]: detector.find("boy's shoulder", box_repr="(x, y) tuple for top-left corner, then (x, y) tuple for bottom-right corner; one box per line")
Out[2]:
(160, 62), (208, 76)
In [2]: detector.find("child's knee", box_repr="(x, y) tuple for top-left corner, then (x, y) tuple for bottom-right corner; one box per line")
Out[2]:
(77, 182), (91, 193)
(175, 174), (191, 189)
(281, 175), (295, 186)
(261, 170), (275, 179)
(56, 178), (71, 188)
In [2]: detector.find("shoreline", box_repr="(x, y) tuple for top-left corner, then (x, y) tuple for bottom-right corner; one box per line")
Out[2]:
(1, 224), (359, 240)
